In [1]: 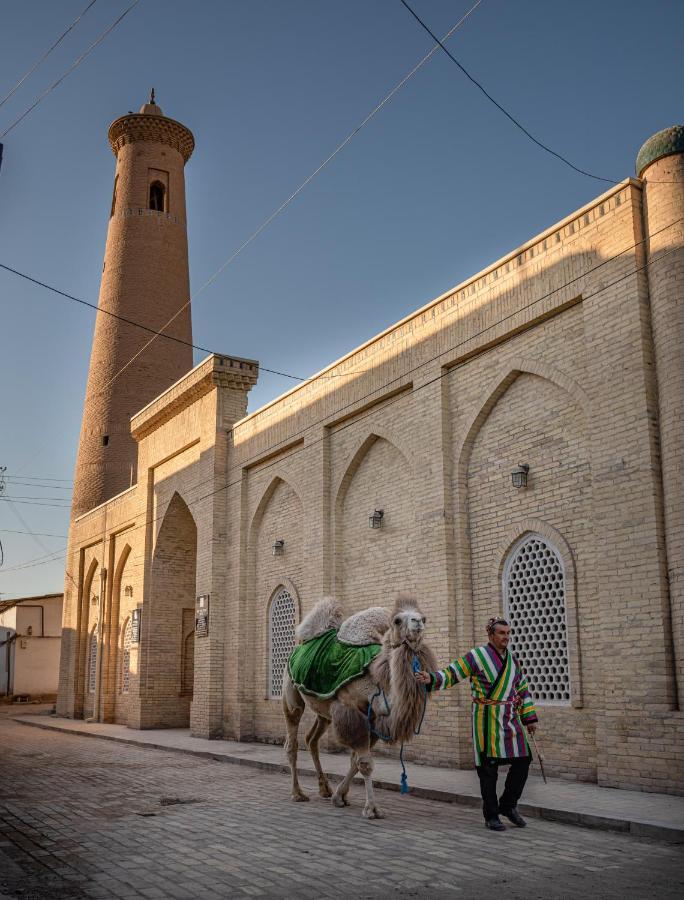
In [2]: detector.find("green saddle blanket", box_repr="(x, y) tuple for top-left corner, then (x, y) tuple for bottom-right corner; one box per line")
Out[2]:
(288, 629), (382, 700)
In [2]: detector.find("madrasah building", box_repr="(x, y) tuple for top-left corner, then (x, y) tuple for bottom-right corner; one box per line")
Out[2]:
(56, 95), (684, 795)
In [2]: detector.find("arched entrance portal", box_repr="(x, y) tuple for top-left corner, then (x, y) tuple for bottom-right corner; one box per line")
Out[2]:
(143, 492), (197, 728)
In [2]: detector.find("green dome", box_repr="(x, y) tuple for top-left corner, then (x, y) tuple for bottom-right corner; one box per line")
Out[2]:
(636, 125), (684, 178)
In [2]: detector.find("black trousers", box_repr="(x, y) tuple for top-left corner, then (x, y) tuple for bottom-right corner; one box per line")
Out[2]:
(476, 755), (531, 821)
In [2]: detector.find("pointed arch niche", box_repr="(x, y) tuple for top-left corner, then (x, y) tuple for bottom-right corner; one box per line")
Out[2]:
(145, 492), (197, 727)
(248, 476), (303, 707)
(110, 543), (134, 724)
(334, 432), (415, 608)
(453, 361), (592, 659)
(78, 557), (99, 717)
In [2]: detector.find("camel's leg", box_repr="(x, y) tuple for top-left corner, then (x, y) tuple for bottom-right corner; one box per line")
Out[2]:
(282, 676), (309, 802)
(358, 751), (384, 820)
(305, 715), (333, 798)
(332, 751), (359, 808)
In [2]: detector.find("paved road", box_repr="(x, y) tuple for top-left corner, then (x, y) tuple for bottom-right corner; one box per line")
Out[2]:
(0, 717), (682, 900)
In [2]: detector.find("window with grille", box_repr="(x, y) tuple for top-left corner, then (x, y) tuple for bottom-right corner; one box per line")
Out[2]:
(87, 627), (98, 694)
(503, 534), (570, 704)
(121, 619), (131, 694)
(268, 588), (296, 699)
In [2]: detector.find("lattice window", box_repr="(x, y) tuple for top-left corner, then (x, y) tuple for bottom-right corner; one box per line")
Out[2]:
(120, 619), (131, 694)
(268, 588), (296, 699)
(503, 534), (570, 704)
(87, 627), (98, 694)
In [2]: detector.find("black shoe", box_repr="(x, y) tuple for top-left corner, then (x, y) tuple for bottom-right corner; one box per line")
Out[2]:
(485, 817), (506, 831)
(501, 807), (526, 827)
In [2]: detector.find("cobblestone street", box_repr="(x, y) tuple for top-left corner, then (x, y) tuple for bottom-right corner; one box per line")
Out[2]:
(1, 717), (682, 900)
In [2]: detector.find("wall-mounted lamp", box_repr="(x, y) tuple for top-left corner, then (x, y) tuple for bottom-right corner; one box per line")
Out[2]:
(511, 464), (530, 489)
(124, 585), (133, 597)
(368, 509), (384, 529)
(272, 539), (285, 556)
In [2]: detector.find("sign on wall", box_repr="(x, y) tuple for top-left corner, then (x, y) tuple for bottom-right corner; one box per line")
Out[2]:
(196, 594), (209, 637)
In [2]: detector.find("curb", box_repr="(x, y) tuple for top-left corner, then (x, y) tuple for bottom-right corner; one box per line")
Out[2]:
(13, 717), (683, 844)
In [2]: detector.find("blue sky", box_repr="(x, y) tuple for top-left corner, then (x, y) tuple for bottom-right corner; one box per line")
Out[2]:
(1, 0), (682, 598)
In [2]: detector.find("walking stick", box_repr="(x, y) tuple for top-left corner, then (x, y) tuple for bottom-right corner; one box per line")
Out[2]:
(529, 731), (547, 784)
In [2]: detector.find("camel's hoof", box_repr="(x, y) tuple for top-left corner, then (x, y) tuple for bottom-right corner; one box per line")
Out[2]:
(319, 785), (333, 799)
(362, 804), (385, 820)
(292, 791), (310, 802)
(331, 793), (349, 808)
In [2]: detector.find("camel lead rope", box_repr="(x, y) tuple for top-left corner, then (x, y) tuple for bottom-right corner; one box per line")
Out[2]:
(400, 654), (428, 794)
(366, 653), (428, 795)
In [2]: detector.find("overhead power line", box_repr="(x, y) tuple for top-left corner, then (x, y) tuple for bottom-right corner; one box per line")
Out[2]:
(0, 0), (140, 140)
(1, 529), (68, 539)
(0, 262), (316, 382)
(2, 480), (72, 491)
(0, 497), (70, 509)
(0, 548), (67, 574)
(89, 0), (484, 396)
(17, 222), (677, 580)
(0, 3), (485, 388)
(0, 1), (98, 111)
(397, 0), (616, 184)
(3, 474), (72, 483)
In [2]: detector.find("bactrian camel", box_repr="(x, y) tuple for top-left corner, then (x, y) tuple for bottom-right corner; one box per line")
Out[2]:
(282, 597), (437, 819)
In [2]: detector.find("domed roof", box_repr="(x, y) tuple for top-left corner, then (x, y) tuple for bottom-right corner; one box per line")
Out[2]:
(636, 125), (684, 178)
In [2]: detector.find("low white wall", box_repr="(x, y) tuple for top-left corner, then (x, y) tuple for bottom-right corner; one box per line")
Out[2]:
(14, 637), (61, 695)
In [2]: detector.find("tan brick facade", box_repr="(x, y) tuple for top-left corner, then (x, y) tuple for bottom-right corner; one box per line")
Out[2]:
(58, 113), (684, 795)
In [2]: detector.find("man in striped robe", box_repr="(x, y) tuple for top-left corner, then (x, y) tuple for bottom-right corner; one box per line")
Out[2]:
(416, 616), (538, 831)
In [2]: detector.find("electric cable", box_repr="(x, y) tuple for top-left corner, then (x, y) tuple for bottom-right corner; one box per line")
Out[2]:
(86, 1), (484, 396)
(398, 0), (616, 184)
(3, 213), (680, 560)
(0, 529), (68, 539)
(0, 1), (98, 111)
(0, 1), (140, 139)
(19, 231), (677, 585)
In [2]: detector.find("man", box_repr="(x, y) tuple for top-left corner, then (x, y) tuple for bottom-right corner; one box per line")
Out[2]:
(415, 616), (538, 831)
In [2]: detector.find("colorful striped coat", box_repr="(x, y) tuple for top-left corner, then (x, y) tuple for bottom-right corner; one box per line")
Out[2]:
(426, 644), (538, 765)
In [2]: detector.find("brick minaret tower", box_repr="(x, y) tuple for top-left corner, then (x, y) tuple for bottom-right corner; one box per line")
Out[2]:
(72, 92), (195, 519)
(637, 125), (684, 707)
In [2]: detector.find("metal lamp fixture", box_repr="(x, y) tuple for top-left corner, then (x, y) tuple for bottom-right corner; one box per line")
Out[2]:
(272, 539), (285, 556)
(368, 509), (384, 529)
(511, 464), (530, 489)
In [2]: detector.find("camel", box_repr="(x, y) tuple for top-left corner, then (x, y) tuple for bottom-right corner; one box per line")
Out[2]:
(282, 597), (437, 819)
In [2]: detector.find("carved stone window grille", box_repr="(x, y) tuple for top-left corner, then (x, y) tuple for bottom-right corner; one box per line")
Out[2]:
(503, 534), (570, 704)
(87, 627), (98, 694)
(268, 588), (296, 699)
(121, 619), (131, 694)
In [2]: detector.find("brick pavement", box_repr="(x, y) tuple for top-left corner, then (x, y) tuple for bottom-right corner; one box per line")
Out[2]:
(14, 713), (684, 842)
(1, 718), (682, 900)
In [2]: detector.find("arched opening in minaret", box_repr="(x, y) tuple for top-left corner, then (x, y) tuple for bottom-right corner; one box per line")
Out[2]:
(149, 181), (166, 212)
(143, 492), (197, 727)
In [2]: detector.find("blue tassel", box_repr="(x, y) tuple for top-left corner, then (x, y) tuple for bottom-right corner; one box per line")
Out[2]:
(400, 771), (410, 794)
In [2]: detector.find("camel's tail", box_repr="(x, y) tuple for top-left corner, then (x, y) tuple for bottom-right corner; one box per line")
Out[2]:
(295, 597), (343, 643)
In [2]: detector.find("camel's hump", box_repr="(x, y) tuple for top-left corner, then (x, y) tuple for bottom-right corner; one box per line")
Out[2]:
(338, 607), (391, 646)
(295, 597), (343, 643)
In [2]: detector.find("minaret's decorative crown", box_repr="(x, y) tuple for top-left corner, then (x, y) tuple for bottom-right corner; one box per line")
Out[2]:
(636, 125), (684, 178)
(107, 93), (194, 162)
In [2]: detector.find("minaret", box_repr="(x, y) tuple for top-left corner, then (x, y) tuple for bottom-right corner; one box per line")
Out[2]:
(71, 92), (195, 519)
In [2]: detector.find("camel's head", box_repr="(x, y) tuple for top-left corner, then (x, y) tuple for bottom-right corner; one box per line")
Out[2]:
(388, 598), (426, 649)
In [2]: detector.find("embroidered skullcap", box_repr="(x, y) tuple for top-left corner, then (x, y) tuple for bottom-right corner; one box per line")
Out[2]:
(486, 615), (509, 634)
